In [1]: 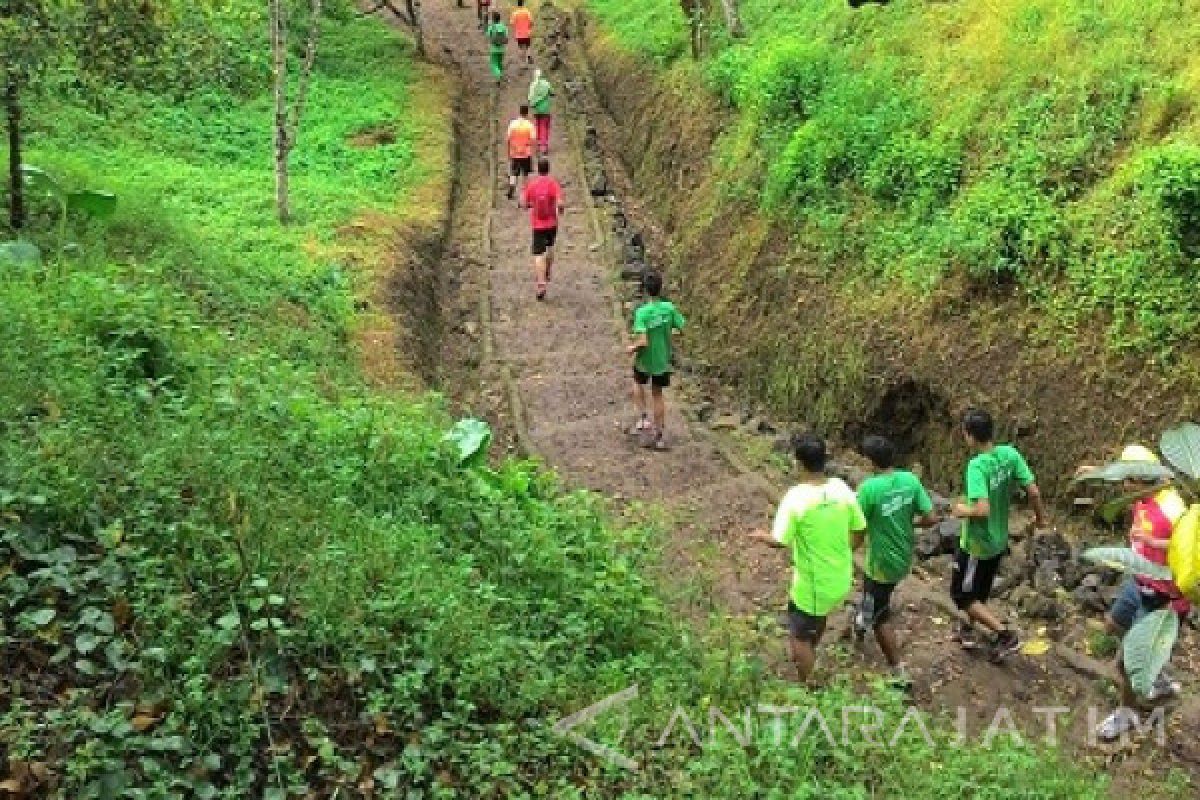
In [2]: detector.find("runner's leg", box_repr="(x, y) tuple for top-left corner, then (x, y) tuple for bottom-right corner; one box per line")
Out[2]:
(651, 384), (666, 439)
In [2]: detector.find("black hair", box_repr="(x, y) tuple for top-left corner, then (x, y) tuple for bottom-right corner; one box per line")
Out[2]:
(491, 10), (500, 21)
(517, 0), (525, 5)
(962, 407), (994, 443)
(537, 158), (550, 175)
(519, 103), (530, 115)
(643, 271), (663, 297)
(793, 433), (827, 473)
(861, 434), (895, 470)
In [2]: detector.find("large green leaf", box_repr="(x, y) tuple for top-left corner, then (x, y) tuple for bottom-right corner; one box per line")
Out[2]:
(66, 189), (117, 219)
(1096, 485), (1165, 524)
(443, 418), (492, 466)
(1081, 546), (1174, 581)
(1069, 460), (1175, 488)
(0, 240), (41, 268)
(1123, 608), (1179, 697)
(1161, 423), (1200, 482)
(20, 164), (63, 200)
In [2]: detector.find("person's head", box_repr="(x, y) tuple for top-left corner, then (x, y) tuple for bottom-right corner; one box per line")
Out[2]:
(793, 433), (827, 474)
(491, 10), (500, 22)
(861, 434), (896, 471)
(517, 0), (525, 6)
(537, 158), (550, 175)
(519, 103), (530, 116)
(961, 408), (994, 448)
(643, 271), (663, 298)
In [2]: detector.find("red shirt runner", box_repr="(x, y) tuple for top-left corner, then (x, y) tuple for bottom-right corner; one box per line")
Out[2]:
(523, 175), (562, 231)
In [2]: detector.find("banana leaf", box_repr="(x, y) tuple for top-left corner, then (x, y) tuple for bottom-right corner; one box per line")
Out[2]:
(1068, 460), (1174, 488)
(443, 418), (492, 467)
(1123, 608), (1179, 697)
(1161, 423), (1200, 482)
(1096, 484), (1166, 525)
(1081, 546), (1174, 581)
(0, 240), (41, 268)
(67, 190), (117, 219)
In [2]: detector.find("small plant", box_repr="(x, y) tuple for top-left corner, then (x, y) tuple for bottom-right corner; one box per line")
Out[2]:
(16, 164), (117, 253)
(1074, 422), (1200, 696)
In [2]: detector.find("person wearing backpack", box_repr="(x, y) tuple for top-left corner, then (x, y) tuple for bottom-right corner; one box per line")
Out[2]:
(528, 69), (553, 155)
(485, 11), (508, 84)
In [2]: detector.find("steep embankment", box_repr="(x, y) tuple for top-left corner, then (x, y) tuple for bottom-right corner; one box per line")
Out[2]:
(578, 0), (1200, 495)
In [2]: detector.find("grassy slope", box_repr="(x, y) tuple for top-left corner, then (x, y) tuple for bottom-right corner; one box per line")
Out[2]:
(0, 9), (1108, 800)
(589, 0), (1200, 354)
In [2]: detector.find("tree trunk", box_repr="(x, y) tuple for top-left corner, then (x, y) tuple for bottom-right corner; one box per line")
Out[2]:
(406, 0), (425, 58)
(5, 76), (23, 231)
(680, 0), (700, 60)
(270, 0), (290, 223)
(718, 0), (744, 38)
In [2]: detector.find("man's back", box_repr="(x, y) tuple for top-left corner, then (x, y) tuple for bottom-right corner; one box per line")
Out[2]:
(773, 478), (865, 615)
(507, 118), (535, 158)
(858, 470), (931, 583)
(632, 299), (684, 377)
(524, 175), (561, 230)
(511, 8), (533, 38)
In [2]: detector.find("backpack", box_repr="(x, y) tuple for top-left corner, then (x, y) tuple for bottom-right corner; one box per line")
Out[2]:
(489, 25), (508, 47)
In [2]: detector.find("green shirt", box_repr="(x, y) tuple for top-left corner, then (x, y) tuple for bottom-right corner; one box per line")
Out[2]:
(772, 478), (867, 616)
(631, 299), (685, 377)
(857, 470), (933, 583)
(961, 444), (1035, 558)
(530, 79), (552, 115)
(486, 22), (508, 54)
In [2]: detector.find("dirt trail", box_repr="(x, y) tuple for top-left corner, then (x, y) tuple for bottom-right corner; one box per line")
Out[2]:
(409, 3), (1198, 793)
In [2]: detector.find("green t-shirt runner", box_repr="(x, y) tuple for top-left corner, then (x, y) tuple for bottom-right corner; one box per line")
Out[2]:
(857, 470), (933, 583)
(631, 299), (685, 377)
(960, 445), (1035, 558)
(772, 478), (867, 616)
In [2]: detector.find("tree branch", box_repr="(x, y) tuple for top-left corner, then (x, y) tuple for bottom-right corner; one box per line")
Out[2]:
(288, 0), (323, 145)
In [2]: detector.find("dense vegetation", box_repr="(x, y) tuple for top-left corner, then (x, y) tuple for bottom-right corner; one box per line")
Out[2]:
(587, 0), (1200, 358)
(1, 1), (1113, 796)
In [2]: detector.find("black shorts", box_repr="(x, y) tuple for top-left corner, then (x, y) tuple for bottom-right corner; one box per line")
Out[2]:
(950, 547), (1004, 610)
(787, 601), (827, 644)
(510, 156), (532, 177)
(862, 577), (898, 627)
(532, 227), (557, 255)
(517, 37), (532, 48)
(633, 367), (670, 388)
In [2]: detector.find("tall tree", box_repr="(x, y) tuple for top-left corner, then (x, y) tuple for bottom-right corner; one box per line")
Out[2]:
(269, 0), (323, 224)
(1, 0), (65, 231)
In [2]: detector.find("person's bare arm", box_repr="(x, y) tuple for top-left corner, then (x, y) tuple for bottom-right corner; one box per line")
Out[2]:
(748, 528), (784, 548)
(915, 511), (940, 528)
(952, 499), (989, 519)
(626, 332), (648, 355)
(1025, 483), (1048, 528)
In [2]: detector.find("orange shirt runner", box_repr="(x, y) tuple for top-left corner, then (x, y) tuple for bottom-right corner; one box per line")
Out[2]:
(511, 8), (533, 40)
(507, 117), (536, 159)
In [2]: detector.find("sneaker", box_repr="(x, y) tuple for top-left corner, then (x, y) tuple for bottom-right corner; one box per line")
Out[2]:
(506, 184), (515, 200)
(1146, 673), (1182, 703)
(954, 621), (981, 651)
(535, 289), (546, 301)
(652, 434), (669, 451)
(1096, 708), (1138, 742)
(990, 629), (1022, 662)
(888, 664), (913, 691)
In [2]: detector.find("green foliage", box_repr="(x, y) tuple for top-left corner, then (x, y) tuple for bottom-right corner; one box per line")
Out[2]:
(1161, 422), (1200, 482)
(590, 0), (1200, 356)
(1081, 546), (1174, 581)
(1123, 608), (1180, 697)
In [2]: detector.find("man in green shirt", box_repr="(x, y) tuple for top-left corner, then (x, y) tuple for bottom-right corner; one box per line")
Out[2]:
(626, 272), (684, 450)
(485, 11), (507, 84)
(749, 434), (867, 683)
(855, 435), (939, 682)
(950, 408), (1048, 661)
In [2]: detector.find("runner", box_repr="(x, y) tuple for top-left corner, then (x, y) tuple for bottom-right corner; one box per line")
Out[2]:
(476, 0), (490, 30)
(520, 158), (564, 300)
(511, 0), (534, 67)
(854, 434), (939, 687)
(505, 104), (536, 201)
(950, 408), (1048, 661)
(528, 69), (554, 155)
(626, 271), (685, 450)
(749, 434), (867, 683)
(1076, 445), (1189, 740)
(485, 11), (508, 85)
